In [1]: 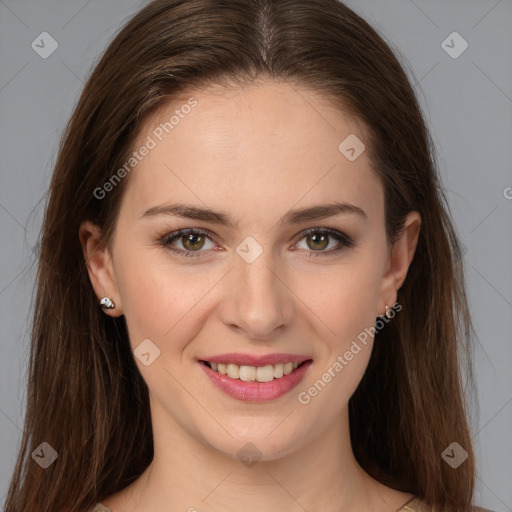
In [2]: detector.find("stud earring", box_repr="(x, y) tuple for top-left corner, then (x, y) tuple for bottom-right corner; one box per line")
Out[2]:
(100, 297), (115, 310)
(384, 305), (393, 319)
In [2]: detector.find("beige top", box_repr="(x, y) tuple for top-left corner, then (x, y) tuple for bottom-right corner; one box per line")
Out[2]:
(89, 497), (495, 511)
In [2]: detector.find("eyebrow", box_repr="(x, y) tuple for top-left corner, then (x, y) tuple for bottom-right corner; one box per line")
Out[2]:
(140, 201), (367, 227)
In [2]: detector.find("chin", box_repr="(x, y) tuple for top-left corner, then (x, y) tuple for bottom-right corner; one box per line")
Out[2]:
(199, 422), (306, 464)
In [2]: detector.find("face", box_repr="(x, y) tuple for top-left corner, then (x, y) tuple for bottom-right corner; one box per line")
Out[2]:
(82, 80), (419, 462)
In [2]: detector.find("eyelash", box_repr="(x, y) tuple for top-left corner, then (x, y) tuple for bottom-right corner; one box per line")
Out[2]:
(158, 227), (354, 259)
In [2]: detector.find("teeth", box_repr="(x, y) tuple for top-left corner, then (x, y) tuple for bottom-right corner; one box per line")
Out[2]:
(256, 365), (274, 382)
(274, 363), (284, 379)
(240, 365), (256, 381)
(206, 360), (303, 382)
(227, 363), (239, 379)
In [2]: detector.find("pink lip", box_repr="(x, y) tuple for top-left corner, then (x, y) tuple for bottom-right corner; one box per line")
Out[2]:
(198, 359), (313, 402)
(200, 352), (311, 366)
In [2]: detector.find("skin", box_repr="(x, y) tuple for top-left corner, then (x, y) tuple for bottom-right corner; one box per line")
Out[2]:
(80, 80), (421, 512)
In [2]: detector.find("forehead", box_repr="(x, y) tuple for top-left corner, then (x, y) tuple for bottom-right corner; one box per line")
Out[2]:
(121, 80), (383, 225)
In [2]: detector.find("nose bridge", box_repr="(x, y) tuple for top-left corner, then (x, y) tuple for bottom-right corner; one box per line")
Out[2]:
(220, 237), (293, 337)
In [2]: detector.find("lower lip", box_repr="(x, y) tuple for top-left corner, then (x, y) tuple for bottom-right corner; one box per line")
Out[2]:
(199, 360), (313, 402)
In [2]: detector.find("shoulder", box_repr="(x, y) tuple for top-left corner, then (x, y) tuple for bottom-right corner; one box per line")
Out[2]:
(88, 505), (112, 512)
(398, 497), (496, 512)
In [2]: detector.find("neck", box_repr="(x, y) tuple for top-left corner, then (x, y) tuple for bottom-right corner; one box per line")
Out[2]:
(108, 400), (413, 512)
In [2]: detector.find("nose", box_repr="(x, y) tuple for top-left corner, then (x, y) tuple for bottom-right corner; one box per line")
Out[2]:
(219, 248), (294, 340)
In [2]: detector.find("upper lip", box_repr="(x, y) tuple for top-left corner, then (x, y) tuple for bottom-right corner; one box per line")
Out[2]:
(200, 353), (312, 366)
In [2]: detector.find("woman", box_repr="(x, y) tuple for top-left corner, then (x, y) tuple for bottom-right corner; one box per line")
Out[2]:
(4, 1), (494, 511)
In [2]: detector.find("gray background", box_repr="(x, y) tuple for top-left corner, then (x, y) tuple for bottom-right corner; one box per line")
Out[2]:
(0, 0), (511, 510)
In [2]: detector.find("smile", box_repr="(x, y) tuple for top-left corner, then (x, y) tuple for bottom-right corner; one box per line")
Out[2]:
(202, 361), (306, 382)
(199, 358), (313, 402)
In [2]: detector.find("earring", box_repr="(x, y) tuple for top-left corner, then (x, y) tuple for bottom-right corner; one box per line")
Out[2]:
(384, 305), (393, 319)
(100, 297), (115, 310)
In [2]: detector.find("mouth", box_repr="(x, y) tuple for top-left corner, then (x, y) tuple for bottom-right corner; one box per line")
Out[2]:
(199, 359), (312, 383)
(198, 356), (314, 402)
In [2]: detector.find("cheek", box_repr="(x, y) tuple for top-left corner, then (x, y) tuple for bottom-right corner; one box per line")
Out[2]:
(295, 261), (380, 414)
(293, 254), (383, 344)
(115, 249), (218, 353)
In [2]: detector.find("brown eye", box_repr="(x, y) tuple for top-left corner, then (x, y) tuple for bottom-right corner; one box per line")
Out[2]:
(295, 228), (354, 257)
(306, 232), (329, 251)
(160, 228), (216, 257)
(181, 233), (205, 251)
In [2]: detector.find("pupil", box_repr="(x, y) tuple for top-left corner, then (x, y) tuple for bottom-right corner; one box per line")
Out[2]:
(185, 234), (203, 250)
(309, 233), (327, 250)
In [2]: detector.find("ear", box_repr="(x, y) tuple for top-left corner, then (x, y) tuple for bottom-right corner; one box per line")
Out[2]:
(78, 220), (123, 317)
(378, 210), (421, 316)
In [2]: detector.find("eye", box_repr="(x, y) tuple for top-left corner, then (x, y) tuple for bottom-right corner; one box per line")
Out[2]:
(160, 227), (354, 259)
(160, 228), (216, 257)
(293, 228), (354, 257)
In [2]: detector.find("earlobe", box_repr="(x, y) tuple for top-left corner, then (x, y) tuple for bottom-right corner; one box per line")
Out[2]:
(78, 220), (122, 316)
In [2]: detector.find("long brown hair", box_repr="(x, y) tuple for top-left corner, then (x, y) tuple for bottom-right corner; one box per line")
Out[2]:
(5, 1), (477, 511)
